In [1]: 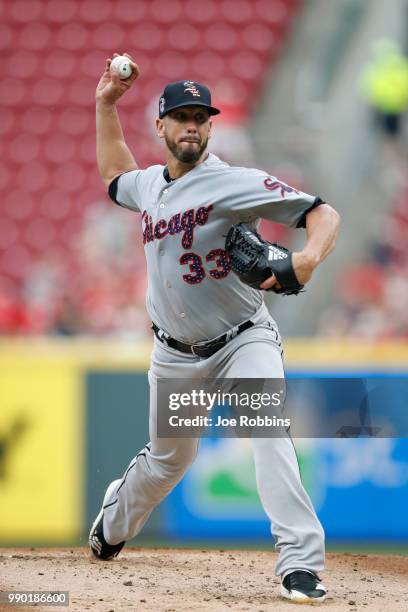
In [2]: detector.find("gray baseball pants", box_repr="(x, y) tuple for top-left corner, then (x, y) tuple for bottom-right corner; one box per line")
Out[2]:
(102, 307), (325, 577)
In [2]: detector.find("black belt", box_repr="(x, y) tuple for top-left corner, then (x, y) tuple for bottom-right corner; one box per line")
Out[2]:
(152, 319), (254, 358)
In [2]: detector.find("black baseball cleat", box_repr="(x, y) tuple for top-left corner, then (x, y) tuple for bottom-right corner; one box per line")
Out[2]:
(89, 480), (125, 560)
(281, 570), (327, 603)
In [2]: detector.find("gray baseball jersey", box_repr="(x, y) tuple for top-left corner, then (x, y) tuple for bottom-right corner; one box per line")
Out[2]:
(110, 153), (320, 343)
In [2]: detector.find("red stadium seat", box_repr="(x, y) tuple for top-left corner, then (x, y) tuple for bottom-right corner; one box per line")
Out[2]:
(0, 164), (9, 191)
(44, 50), (76, 78)
(153, 51), (189, 79)
(139, 76), (168, 104)
(11, 0), (44, 22)
(255, 0), (291, 27)
(93, 23), (126, 50)
(0, 24), (14, 50)
(40, 190), (73, 220)
(220, 0), (255, 23)
(68, 77), (95, 105)
(6, 51), (39, 79)
(1, 245), (33, 279)
(113, 0), (148, 22)
(9, 134), (40, 164)
(242, 23), (278, 54)
(22, 108), (54, 136)
(166, 23), (202, 52)
(0, 78), (25, 106)
(0, 218), (19, 250)
(229, 51), (263, 80)
(78, 134), (97, 165)
(25, 218), (57, 250)
(119, 85), (151, 110)
(4, 191), (35, 221)
(0, 108), (16, 136)
(44, 134), (77, 164)
(213, 77), (252, 106)
(132, 53), (153, 77)
(18, 162), (49, 193)
(18, 23), (52, 51)
(52, 162), (87, 192)
(58, 108), (92, 135)
(184, 0), (218, 24)
(30, 78), (63, 105)
(129, 23), (164, 51)
(80, 50), (111, 78)
(148, 0), (182, 23)
(191, 52), (227, 80)
(45, 0), (79, 21)
(205, 24), (239, 52)
(56, 23), (89, 50)
(79, 0), (113, 22)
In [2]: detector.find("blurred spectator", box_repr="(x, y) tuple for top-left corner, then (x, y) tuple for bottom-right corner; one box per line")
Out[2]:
(51, 294), (84, 336)
(22, 251), (67, 333)
(360, 38), (408, 189)
(361, 39), (408, 139)
(0, 278), (31, 334)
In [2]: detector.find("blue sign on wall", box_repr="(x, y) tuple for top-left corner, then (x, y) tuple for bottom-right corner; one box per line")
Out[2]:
(162, 373), (408, 541)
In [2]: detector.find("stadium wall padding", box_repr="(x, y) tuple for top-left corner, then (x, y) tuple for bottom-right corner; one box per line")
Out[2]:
(0, 339), (407, 544)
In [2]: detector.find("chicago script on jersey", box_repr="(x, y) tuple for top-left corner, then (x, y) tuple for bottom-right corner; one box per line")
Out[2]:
(141, 204), (214, 249)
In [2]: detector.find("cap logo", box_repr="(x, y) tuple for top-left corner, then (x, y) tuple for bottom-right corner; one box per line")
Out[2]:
(159, 96), (165, 113)
(183, 80), (200, 97)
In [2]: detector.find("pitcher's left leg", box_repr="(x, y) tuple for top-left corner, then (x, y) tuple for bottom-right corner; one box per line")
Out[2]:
(252, 436), (325, 577)
(218, 325), (325, 582)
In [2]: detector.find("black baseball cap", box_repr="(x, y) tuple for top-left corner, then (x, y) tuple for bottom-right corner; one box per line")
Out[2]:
(158, 80), (221, 119)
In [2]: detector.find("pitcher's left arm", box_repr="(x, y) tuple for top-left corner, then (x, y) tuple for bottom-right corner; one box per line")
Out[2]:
(261, 203), (340, 290)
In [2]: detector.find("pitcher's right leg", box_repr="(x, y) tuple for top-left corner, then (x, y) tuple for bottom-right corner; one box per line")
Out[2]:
(90, 366), (199, 558)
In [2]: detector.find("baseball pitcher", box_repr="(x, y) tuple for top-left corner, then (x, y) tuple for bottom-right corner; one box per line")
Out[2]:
(89, 53), (340, 604)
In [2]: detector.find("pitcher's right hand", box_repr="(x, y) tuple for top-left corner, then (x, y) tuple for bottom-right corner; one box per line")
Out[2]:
(96, 52), (140, 105)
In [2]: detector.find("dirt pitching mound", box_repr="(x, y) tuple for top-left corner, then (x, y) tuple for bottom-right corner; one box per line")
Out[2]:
(0, 548), (407, 611)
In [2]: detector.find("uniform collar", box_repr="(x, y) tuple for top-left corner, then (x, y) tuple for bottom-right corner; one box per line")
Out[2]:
(163, 166), (173, 183)
(162, 152), (220, 183)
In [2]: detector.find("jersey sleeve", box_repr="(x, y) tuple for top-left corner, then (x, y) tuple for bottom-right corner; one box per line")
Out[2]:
(108, 170), (144, 212)
(229, 169), (324, 228)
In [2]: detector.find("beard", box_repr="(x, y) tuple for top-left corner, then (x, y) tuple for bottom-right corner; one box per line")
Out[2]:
(165, 134), (208, 164)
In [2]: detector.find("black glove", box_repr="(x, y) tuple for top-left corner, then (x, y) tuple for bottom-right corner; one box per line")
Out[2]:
(225, 223), (304, 295)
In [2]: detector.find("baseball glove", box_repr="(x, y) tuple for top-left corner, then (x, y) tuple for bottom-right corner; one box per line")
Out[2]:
(225, 223), (304, 295)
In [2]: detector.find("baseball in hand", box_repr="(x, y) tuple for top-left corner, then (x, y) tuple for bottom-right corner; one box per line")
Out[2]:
(110, 56), (132, 79)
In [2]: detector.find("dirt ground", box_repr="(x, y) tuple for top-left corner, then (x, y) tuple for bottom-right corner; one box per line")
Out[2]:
(0, 548), (407, 612)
